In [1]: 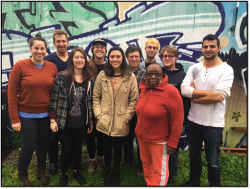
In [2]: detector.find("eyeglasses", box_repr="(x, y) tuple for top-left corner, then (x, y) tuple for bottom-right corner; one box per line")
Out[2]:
(162, 55), (175, 59)
(146, 72), (162, 77)
(94, 46), (105, 49)
(146, 46), (158, 50)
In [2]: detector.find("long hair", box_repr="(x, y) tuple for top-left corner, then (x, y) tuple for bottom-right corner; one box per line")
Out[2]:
(104, 46), (130, 77)
(66, 47), (90, 81)
(88, 44), (107, 79)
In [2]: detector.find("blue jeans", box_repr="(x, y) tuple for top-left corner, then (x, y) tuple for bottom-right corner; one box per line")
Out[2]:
(186, 120), (223, 186)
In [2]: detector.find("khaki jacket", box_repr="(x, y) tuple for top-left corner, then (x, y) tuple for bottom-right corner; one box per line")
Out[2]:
(93, 70), (138, 137)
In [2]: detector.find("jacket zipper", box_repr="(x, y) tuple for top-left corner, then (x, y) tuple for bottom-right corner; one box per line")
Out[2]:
(139, 89), (153, 128)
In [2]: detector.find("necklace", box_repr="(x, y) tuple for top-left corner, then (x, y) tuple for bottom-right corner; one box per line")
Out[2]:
(111, 76), (122, 84)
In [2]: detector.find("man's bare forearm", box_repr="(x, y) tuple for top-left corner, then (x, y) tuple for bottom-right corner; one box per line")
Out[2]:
(191, 89), (212, 99)
(193, 92), (224, 104)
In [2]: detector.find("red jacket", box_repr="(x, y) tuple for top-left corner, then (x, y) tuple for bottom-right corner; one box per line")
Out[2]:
(135, 74), (184, 148)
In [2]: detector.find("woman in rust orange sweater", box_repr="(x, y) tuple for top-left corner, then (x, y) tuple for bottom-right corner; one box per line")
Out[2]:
(135, 63), (184, 186)
(8, 33), (58, 186)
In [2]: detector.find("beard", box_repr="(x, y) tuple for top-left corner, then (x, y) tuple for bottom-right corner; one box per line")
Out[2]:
(204, 54), (216, 60)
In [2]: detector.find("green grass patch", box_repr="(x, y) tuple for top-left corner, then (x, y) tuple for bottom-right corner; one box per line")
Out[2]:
(1, 148), (247, 186)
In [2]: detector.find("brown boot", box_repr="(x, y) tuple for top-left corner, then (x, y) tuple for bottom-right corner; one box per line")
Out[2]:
(37, 165), (50, 186)
(96, 157), (104, 172)
(18, 171), (33, 186)
(88, 159), (96, 175)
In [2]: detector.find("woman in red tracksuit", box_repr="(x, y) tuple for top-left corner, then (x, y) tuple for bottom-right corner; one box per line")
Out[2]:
(135, 63), (184, 186)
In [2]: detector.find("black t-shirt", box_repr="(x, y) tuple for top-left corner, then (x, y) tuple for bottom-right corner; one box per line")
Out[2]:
(66, 80), (87, 128)
(97, 64), (106, 75)
(145, 61), (156, 69)
(44, 52), (70, 72)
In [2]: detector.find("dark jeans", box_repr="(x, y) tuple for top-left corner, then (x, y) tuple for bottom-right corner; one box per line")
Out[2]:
(122, 116), (135, 165)
(18, 117), (50, 172)
(47, 131), (59, 164)
(136, 137), (142, 166)
(59, 126), (86, 172)
(169, 142), (180, 177)
(186, 119), (223, 186)
(101, 132), (124, 167)
(123, 114), (142, 166)
(86, 125), (104, 159)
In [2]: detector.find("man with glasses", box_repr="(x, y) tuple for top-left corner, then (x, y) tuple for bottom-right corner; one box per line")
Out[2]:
(120, 45), (146, 177)
(142, 38), (161, 69)
(160, 46), (191, 184)
(181, 34), (234, 186)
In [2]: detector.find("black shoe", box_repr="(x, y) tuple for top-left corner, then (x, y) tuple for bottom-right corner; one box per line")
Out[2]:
(71, 160), (82, 171)
(104, 166), (112, 186)
(168, 175), (174, 185)
(74, 171), (86, 185)
(59, 173), (68, 186)
(49, 163), (58, 175)
(180, 180), (200, 186)
(112, 167), (120, 186)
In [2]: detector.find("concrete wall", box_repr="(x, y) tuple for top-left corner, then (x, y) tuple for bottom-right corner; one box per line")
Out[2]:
(2, 2), (247, 147)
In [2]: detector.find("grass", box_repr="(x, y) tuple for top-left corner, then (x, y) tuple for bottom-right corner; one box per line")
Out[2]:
(1, 145), (247, 186)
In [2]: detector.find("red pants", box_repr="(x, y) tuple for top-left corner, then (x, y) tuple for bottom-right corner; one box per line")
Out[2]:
(138, 138), (169, 186)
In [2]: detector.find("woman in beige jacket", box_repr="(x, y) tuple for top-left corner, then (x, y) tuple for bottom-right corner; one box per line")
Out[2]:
(93, 46), (138, 186)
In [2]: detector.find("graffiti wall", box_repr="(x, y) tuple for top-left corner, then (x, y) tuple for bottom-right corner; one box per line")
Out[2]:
(1, 2), (247, 147)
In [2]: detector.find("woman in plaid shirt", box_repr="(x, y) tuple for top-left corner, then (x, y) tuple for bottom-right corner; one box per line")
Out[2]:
(49, 47), (94, 186)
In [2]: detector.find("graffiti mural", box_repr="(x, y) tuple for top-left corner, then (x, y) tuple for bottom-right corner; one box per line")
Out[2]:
(1, 2), (247, 147)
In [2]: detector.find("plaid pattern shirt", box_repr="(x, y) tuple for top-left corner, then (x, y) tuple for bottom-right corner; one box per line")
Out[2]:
(133, 65), (146, 93)
(49, 71), (94, 130)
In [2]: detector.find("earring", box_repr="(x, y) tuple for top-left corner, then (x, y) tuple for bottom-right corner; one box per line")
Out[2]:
(159, 80), (162, 83)
(145, 80), (147, 85)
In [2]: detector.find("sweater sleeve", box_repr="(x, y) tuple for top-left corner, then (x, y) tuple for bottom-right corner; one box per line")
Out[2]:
(8, 63), (22, 124)
(167, 90), (184, 148)
(181, 66), (194, 99)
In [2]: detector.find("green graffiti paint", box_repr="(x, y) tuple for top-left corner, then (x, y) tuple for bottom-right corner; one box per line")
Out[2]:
(2, 2), (117, 37)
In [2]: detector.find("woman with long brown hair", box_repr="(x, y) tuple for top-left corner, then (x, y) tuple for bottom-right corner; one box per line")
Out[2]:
(49, 47), (94, 186)
(93, 46), (138, 186)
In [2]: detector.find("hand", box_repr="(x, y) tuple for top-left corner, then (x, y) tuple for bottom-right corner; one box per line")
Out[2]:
(190, 83), (195, 88)
(87, 122), (94, 134)
(12, 122), (21, 132)
(167, 144), (175, 155)
(50, 122), (58, 132)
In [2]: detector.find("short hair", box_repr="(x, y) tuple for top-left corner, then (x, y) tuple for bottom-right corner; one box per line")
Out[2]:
(160, 46), (179, 58)
(202, 34), (220, 47)
(145, 38), (161, 52)
(125, 45), (142, 58)
(66, 47), (90, 81)
(105, 46), (130, 77)
(28, 33), (47, 49)
(146, 63), (162, 72)
(53, 29), (68, 42)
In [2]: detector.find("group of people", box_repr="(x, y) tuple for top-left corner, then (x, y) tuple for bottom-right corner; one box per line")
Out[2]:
(8, 29), (234, 186)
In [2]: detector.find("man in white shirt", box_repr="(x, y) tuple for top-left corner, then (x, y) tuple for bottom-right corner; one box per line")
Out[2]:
(180, 34), (234, 186)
